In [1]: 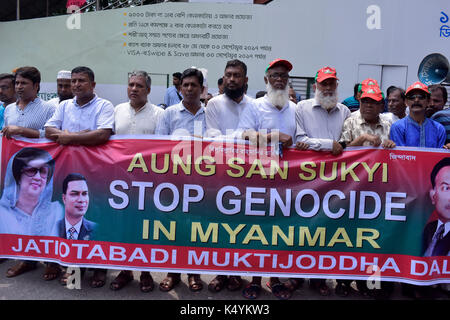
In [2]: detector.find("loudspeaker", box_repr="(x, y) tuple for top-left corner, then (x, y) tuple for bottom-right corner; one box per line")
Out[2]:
(418, 53), (450, 85)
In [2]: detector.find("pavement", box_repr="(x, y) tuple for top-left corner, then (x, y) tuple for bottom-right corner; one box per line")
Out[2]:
(0, 259), (448, 301)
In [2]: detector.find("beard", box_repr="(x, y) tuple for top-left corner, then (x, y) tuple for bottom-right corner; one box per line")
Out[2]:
(315, 88), (338, 110)
(224, 85), (246, 100)
(266, 83), (289, 108)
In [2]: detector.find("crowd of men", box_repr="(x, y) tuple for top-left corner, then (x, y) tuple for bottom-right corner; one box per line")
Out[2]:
(0, 58), (448, 300)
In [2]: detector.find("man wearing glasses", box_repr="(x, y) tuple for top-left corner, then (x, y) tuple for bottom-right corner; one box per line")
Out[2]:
(390, 81), (445, 148)
(237, 59), (296, 149)
(237, 59), (297, 300)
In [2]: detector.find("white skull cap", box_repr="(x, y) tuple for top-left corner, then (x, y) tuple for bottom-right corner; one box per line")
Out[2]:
(57, 70), (72, 79)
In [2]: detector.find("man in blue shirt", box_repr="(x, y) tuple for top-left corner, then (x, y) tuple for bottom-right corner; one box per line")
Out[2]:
(390, 81), (445, 148)
(163, 72), (183, 107)
(341, 83), (361, 112)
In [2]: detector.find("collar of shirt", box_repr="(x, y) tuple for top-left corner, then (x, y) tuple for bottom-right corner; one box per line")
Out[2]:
(15, 97), (40, 111)
(436, 219), (450, 238)
(65, 217), (83, 237)
(73, 94), (98, 109)
(406, 115), (429, 127)
(223, 93), (252, 106)
(180, 101), (205, 116)
(128, 101), (149, 114)
(355, 112), (384, 128)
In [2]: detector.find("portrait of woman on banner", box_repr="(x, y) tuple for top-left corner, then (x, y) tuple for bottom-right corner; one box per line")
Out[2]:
(0, 147), (63, 236)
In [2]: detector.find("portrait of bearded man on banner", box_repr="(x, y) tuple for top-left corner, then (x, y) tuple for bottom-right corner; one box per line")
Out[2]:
(0, 147), (62, 236)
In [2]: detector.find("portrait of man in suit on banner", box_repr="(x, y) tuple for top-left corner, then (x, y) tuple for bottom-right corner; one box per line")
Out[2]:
(54, 173), (97, 241)
(423, 157), (450, 257)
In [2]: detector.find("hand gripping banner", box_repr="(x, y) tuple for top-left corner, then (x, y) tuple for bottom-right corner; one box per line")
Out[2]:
(0, 136), (449, 286)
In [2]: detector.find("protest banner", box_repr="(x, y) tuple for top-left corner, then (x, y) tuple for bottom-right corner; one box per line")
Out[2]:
(0, 136), (448, 285)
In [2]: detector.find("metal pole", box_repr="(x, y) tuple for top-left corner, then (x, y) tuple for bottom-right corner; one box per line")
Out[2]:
(96, 0), (100, 10)
(16, 0), (20, 20)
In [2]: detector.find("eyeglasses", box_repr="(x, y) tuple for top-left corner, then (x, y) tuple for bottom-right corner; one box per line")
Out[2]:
(268, 73), (289, 80)
(406, 94), (427, 101)
(21, 166), (49, 178)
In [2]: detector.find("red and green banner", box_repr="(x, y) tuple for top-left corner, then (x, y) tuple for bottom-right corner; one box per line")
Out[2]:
(0, 136), (449, 285)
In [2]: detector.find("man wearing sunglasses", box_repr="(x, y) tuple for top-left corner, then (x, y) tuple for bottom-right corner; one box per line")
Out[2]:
(390, 81), (445, 148)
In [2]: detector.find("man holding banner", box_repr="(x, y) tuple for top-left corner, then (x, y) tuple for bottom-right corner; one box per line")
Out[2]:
(156, 67), (206, 292)
(110, 70), (161, 292)
(425, 157), (450, 257)
(237, 58), (297, 300)
(44, 66), (114, 147)
(205, 59), (252, 293)
(205, 59), (253, 139)
(155, 68), (206, 138)
(295, 66), (350, 296)
(2, 66), (58, 280)
(294, 66), (351, 155)
(340, 85), (396, 149)
(390, 81), (445, 149)
(2, 67), (56, 140)
(238, 59), (296, 149)
(44, 66), (113, 288)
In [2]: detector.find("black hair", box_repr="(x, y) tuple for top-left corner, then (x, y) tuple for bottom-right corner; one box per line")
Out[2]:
(353, 83), (360, 97)
(172, 72), (182, 79)
(255, 91), (266, 99)
(72, 66), (95, 82)
(0, 73), (15, 85)
(12, 148), (54, 185)
(430, 157), (450, 188)
(225, 59), (247, 76)
(14, 67), (41, 85)
(62, 173), (87, 194)
(387, 86), (406, 100)
(180, 68), (204, 86)
(429, 84), (448, 104)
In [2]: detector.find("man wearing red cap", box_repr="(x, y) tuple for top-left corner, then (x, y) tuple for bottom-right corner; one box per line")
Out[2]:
(237, 59), (297, 300)
(237, 58), (296, 149)
(295, 67), (350, 295)
(295, 66), (350, 156)
(390, 81), (445, 148)
(340, 86), (396, 148)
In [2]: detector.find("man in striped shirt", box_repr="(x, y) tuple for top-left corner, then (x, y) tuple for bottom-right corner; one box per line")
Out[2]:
(2, 66), (57, 280)
(2, 66), (55, 139)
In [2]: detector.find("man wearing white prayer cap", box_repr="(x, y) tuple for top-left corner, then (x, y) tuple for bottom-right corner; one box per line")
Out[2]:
(46, 70), (73, 109)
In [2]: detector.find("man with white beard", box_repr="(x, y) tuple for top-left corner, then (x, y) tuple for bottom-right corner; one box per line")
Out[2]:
(295, 66), (351, 156)
(237, 59), (296, 149)
(295, 67), (350, 296)
(237, 59), (297, 300)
